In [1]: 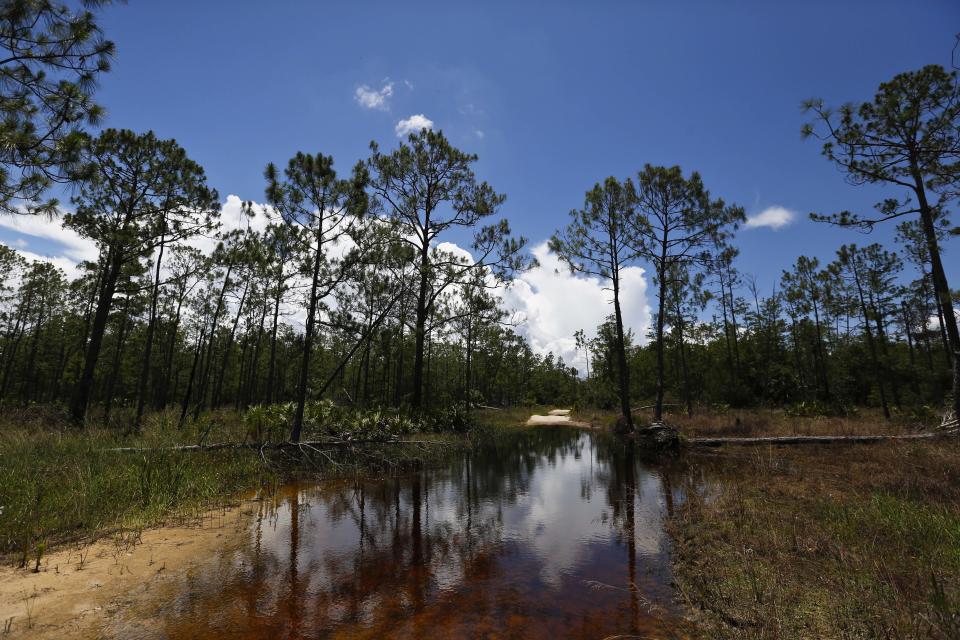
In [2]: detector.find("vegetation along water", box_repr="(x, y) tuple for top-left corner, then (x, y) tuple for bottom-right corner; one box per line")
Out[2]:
(0, 2), (958, 639)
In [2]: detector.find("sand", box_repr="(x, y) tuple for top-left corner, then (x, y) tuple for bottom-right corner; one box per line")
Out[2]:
(525, 409), (591, 427)
(0, 502), (256, 639)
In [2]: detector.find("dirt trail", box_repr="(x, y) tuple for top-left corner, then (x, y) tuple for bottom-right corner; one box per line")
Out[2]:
(525, 408), (592, 427)
(0, 502), (255, 639)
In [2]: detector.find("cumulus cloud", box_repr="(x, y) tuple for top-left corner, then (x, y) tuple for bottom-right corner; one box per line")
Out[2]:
(0, 204), (653, 374)
(0, 211), (99, 277)
(395, 114), (434, 137)
(186, 194), (269, 258)
(3, 247), (79, 277)
(354, 81), (394, 110)
(745, 205), (795, 230)
(501, 241), (651, 373)
(0, 195), (273, 281)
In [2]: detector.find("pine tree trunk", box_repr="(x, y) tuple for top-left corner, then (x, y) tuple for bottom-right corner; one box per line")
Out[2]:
(852, 268), (890, 419)
(70, 248), (123, 424)
(134, 233), (166, 430)
(103, 299), (131, 422)
(912, 169), (960, 418)
(291, 233), (324, 443)
(178, 324), (206, 429)
(266, 283), (283, 405)
(411, 240), (430, 410)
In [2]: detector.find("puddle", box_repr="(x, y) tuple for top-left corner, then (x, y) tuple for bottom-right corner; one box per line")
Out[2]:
(112, 428), (693, 639)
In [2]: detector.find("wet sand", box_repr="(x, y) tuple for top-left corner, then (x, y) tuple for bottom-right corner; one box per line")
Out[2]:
(0, 502), (255, 639)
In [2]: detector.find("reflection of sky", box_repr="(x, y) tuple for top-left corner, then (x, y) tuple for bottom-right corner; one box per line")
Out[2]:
(508, 434), (670, 587)
(253, 431), (672, 598)
(118, 430), (690, 639)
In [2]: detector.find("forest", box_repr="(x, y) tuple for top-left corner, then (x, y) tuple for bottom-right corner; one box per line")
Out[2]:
(0, 61), (957, 436)
(1, 3), (959, 640)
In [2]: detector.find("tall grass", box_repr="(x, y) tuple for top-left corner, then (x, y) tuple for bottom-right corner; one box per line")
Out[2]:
(0, 410), (268, 565)
(0, 404), (522, 565)
(669, 441), (960, 639)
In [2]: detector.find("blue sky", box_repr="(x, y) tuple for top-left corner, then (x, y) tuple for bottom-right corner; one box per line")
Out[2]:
(1, 0), (957, 366)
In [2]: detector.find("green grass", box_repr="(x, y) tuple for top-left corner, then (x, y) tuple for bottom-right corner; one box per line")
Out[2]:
(0, 411), (267, 566)
(822, 493), (960, 568)
(669, 441), (960, 639)
(0, 403), (538, 566)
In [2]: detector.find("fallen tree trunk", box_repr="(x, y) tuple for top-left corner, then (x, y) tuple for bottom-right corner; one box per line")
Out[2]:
(109, 438), (444, 453)
(688, 425), (960, 447)
(632, 403), (681, 411)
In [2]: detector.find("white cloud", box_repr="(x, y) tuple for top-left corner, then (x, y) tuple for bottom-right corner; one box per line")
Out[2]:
(474, 129), (485, 139)
(3, 247), (78, 278)
(745, 205), (795, 230)
(0, 211), (99, 277)
(395, 114), (434, 137)
(436, 241), (474, 264)
(0, 195), (271, 281)
(500, 241), (651, 373)
(187, 194), (269, 258)
(0, 213), (98, 263)
(459, 103), (483, 117)
(354, 81), (394, 110)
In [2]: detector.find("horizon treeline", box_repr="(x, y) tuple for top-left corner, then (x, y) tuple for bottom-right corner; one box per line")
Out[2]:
(0, 127), (583, 438)
(0, 2), (958, 437)
(559, 63), (960, 427)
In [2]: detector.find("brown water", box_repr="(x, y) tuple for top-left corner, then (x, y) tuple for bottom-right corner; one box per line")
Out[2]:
(115, 428), (693, 639)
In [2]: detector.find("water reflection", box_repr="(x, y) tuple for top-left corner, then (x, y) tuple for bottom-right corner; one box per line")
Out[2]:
(127, 428), (690, 639)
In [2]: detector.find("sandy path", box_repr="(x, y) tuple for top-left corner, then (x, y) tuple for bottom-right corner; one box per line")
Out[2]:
(0, 501), (256, 639)
(525, 408), (592, 427)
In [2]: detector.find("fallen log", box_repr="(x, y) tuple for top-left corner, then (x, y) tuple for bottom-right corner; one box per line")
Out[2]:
(109, 438), (445, 453)
(688, 425), (960, 447)
(632, 403), (681, 411)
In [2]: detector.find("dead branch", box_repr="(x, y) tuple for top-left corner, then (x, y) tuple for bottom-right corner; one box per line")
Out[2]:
(108, 438), (447, 453)
(688, 424), (960, 447)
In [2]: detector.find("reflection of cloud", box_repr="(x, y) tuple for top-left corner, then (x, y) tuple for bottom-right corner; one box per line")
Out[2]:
(521, 444), (613, 586)
(152, 431), (678, 635)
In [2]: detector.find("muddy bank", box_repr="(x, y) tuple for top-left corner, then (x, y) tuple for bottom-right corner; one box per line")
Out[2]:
(0, 502), (256, 639)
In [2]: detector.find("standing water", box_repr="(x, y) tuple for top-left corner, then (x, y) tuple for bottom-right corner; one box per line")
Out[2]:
(116, 427), (691, 639)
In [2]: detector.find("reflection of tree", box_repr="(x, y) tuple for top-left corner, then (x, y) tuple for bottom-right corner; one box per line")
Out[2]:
(287, 490), (303, 637)
(593, 433), (692, 634)
(155, 427), (685, 639)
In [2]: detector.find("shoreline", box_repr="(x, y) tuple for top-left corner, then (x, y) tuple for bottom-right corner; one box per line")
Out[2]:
(0, 500), (256, 639)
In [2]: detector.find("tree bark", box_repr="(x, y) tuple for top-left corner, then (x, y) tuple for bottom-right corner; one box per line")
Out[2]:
(291, 231), (324, 443)
(411, 237), (430, 410)
(852, 265), (890, 419)
(133, 232), (165, 430)
(70, 247), (123, 424)
(912, 166), (960, 418)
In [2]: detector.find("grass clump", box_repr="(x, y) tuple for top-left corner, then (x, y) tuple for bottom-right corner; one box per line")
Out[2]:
(669, 441), (960, 639)
(0, 411), (268, 567)
(0, 403), (535, 566)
